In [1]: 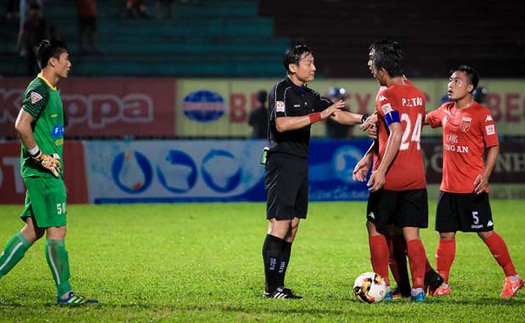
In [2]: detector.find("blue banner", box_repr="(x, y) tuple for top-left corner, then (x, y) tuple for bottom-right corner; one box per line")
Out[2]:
(84, 139), (372, 203)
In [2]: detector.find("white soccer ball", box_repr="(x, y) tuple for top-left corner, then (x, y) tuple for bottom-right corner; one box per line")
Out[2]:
(353, 272), (387, 303)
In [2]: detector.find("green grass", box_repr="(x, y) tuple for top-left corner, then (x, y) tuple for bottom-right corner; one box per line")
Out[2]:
(0, 201), (524, 322)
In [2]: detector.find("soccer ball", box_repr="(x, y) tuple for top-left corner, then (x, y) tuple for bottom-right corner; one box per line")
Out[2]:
(353, 272), (387, 303)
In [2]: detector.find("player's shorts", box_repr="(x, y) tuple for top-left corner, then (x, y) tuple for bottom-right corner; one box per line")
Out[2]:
(20, 176), (67, 228)
(367, 188), (428, 234)
(435, 191), (494, 233)
(265, 152), (308, 220)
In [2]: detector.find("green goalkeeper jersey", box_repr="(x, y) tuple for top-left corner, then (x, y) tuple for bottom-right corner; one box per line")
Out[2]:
(20, 75), (65, 178)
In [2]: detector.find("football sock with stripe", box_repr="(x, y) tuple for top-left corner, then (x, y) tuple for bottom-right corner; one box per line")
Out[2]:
(262, 234), (284, 292)
(45, 239), (72, 297)
(483, 232), (517, 277)
(0, 232), (31, 278)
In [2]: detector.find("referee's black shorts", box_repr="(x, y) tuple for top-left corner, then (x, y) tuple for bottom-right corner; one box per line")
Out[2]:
(435, 191), (494, 233)
(265, 152), (308, 220)
(367, 188), (428, 234)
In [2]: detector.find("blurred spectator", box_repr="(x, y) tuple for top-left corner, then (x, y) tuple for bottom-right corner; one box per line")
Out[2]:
(126, 0), (149, 18)
(248, 90), (269, 139)
(325, 87), (353, 138)
(6, 0), (19, 19)
(155, 0), (176, 19)
(17, 2), (50, 75)
(77, 0), (99, 54)
(19, 0), (44, 30)
(439, 94), (452, 106)
(473, 86), (488, 104)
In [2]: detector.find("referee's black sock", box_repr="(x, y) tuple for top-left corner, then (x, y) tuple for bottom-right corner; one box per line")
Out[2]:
(262, 234), (284, 293)
(278, 241), (292, 288)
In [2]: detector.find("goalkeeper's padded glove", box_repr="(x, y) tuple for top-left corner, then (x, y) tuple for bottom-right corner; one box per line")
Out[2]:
(32, 151), (61, 178)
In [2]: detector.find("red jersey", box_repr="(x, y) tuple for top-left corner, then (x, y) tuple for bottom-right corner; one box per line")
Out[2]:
(426, 101), (499, 193)
(374, 83), (426, 191)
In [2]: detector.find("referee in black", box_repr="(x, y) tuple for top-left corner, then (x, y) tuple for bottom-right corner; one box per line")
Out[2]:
(262, 44), (366, 299)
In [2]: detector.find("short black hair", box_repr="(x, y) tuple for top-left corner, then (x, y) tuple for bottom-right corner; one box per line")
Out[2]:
(35, 39), (69, 69)
(283, 44), (312, 74)
(451, 65), (479, 92)
(369, 38), (404, 77)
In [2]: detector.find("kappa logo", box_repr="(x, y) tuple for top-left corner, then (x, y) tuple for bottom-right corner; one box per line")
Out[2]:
(276, 101), (285, 112)
(368, 212), (375, 219)
(30, 91), (43, 104)
(485, 115), (493, 122)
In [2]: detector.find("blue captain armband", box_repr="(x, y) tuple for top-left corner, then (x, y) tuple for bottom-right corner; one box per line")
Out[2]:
(384, 110), (400, 125)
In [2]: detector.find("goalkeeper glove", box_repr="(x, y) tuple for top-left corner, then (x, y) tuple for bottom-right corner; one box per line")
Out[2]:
(32, 151), (61, 178)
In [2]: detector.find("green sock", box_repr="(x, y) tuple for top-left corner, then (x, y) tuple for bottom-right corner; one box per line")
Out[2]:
(0, 232), (31, 278)
(45, 239), (72, 297)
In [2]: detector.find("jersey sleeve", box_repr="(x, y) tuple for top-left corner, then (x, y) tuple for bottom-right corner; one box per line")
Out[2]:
(22, 84), (49, 119)
(425, 108), (443, 128)
(269, 82), (288, 119)
(376, 89), (399, 124)
(481, 108), (499, 147)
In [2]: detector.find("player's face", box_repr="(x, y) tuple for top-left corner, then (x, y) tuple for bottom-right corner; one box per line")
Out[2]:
(291, 52), (316, 84)
(447, 71), (473, 102)
(367, 49), (376, 75)
(368, 49), (385, 85)
(54, 51), (72, 79)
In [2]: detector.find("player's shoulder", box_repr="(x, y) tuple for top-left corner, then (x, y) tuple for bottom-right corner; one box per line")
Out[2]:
(28, 77), (51, 93)
(271, 78), (293, 96)
(274, 78), (292, 89)
(471, 102), (494, 123)
(471, 101), (491, 113)
(438, 101), (455, 111)
(24, 77), (51, 101)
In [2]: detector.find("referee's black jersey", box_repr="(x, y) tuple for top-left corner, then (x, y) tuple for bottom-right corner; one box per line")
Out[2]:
(268, 77), (333, 158)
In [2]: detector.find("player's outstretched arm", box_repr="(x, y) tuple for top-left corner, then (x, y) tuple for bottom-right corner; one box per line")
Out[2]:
(275, 101), (345, 132)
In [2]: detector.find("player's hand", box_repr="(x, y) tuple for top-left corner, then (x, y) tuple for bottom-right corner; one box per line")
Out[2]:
(366, 124), (378, 139)
(33, 151), (61, 177)
(353, 158), (371, 182)
(473, 173), (489, 194)
(367, 170), (385, 192)
(321, 100), (345, 119)
(360, 113), (377, 131)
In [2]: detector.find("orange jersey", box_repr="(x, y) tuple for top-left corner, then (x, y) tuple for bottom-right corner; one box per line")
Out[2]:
(374, 83), (426, 191)
(426, 101), (499, 193)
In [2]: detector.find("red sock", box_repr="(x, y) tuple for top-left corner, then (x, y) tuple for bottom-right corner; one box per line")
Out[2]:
(406, 239), (426, 289)
(369, 235), (390, 286)
(483, 232), (517, 277)
(435, 239), (456, 284)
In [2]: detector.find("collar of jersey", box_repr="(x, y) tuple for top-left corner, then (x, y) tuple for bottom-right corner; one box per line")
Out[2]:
(37, 73), (57, 91)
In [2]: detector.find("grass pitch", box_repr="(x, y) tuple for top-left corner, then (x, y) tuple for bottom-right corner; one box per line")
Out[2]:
(0, 201), (524, 322)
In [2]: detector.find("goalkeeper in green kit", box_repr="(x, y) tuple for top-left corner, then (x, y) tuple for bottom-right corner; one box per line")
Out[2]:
(0, 39), (97, 306)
